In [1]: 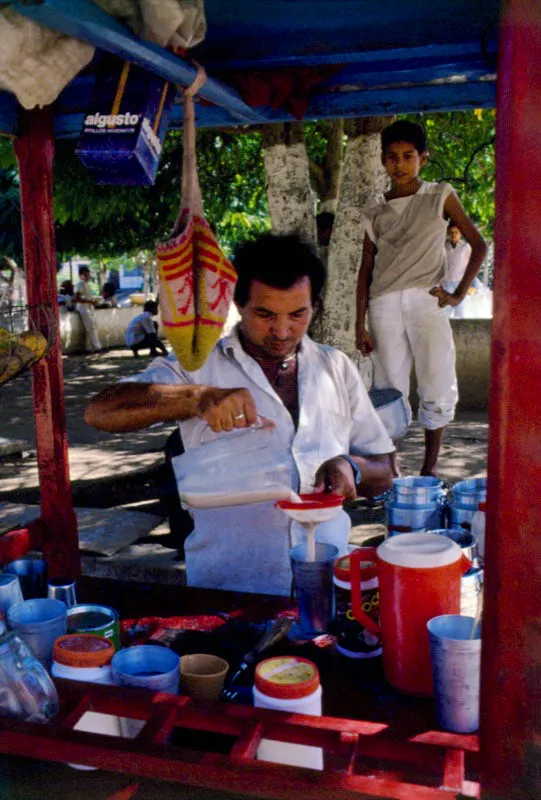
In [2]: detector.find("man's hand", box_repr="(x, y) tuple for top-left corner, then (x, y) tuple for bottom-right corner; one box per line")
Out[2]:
(356, 326), (375, 356)
(197, 387), (258, 432)
(313, 456), (358, 502)
(429, 285), (464, 308)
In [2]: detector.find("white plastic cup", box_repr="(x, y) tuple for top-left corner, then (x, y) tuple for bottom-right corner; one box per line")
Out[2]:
(111, 644), (180, 740)
(4, 559), (47, 599)
(6, 598), (67, 669)
(427, 614), (481, 733)
(111, 644), (180, 694)
(0, 574), (24, 614)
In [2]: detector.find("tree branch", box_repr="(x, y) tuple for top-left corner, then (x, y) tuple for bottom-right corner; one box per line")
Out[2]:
(429, 136), (495, 188)
(309, 159), (325, 198)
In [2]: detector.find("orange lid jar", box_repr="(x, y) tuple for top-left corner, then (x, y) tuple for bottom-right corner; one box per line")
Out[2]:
(252, 656), (323, 770)
(52, 634), (115, 685)
(53, 633), (115, 668)
(254, 656), (320, 700)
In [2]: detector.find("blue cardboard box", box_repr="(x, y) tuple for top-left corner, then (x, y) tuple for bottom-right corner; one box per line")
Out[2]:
(76, 58), (176, 185)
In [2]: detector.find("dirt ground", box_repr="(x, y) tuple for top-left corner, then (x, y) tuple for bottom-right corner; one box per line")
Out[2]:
(0, 346), (488, 512)
(0, 344), (488, 587)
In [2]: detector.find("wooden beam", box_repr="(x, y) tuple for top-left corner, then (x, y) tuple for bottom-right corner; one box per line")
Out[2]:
(14, 108), (80, 580)
(481, 1), (541, 798)
(11, 0), (265, 124)
(203, 40), (496, 71)
(45, 80), (496, 140)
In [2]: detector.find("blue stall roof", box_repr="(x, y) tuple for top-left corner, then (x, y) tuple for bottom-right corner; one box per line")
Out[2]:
(0, 0), (499, 138)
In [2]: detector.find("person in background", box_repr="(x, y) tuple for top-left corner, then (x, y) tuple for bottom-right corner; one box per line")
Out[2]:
(444, 224), (475, 320)
(355, 120), (487, 477)
(97, 281), (118, 309)
(59, 279), (75, 310)
(125, 300), (167, 357)
(85, 234), (394, 596)
(74, 266), (101, 353)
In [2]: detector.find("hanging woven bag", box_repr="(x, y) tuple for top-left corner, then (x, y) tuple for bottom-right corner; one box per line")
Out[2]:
(156, 68), (237, 370)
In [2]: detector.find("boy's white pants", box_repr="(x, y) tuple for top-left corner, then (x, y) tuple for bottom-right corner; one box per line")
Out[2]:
(368, 287), (458, 431)
(76, 305), (101, 352)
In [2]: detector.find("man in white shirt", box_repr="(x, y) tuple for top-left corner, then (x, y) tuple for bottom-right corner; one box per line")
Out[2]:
(125, 300), (167, 357)
(85, 234), (394, 595)
(74, 266), (101, 353)
(444, 225), (473, 319)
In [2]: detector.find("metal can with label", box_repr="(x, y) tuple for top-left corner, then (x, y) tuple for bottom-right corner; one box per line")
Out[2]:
(66, 604), (120, 651)
(332, 548), (382, 660)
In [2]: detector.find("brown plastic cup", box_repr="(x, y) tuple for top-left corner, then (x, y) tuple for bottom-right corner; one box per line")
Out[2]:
(180, 654), (229, 702)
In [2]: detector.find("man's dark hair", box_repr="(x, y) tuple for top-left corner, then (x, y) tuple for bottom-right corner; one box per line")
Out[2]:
(381, 120), (427, 155)
(233, 233), (326, 308)
(79, 266), (90, 277)
(144, 300), (158, 314)
(102, 281), (116, 297)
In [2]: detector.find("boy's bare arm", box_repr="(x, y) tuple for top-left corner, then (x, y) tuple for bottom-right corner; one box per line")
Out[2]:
(74, 291), (94, 305)
(355, 232), (377, 353)
(84, 382), (258, 433)
(431, 192), (488, 308)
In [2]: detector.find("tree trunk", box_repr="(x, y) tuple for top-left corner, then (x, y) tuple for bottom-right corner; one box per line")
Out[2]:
(314, 117), (393, 384)
(262, 123), (317, 248)
(309, 119), (344, 215)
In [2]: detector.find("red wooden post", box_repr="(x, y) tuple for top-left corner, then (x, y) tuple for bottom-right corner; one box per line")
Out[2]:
(481, 1), (541, 798)
(14, 108), (80, 580)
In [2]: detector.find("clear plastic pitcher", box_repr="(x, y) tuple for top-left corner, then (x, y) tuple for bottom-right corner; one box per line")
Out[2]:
(0, 629), (59, 722)
(173, 424), (293, 509)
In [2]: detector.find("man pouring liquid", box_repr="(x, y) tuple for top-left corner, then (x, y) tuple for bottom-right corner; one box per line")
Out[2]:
(85, 234), (394, 595)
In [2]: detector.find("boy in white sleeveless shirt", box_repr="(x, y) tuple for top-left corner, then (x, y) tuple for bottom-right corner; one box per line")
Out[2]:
(355, 120), (487, 476)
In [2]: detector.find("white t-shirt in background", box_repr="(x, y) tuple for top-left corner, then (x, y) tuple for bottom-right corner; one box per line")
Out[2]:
(125, 311), (156, 347)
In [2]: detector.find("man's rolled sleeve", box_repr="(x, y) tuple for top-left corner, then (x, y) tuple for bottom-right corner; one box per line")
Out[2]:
(120, 355), (190, 387)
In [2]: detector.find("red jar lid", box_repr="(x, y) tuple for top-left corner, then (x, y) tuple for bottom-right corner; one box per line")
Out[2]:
(254, 656), (319, 700)
(334, 547), (377, 583)
(53, 633), (114, 668)
(276, 492), (344, 511)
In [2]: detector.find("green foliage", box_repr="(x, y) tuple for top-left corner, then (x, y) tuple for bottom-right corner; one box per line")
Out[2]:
(303, 121), (337, 166)
(194, 130), (270, 251)
(53, 128), (268, 259)
(405, 110), (496, 236)
(0, 110), (495, 264)
(0, 137), (22, 262)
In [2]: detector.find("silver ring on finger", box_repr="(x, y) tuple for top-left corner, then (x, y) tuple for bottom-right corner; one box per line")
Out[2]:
(233, 412), (246, 421)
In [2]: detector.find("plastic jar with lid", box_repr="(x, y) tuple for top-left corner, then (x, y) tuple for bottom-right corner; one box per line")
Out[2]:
(333, 548), (382, 661)
(51, 633), (119, 769)
(253, 656), (323, 770)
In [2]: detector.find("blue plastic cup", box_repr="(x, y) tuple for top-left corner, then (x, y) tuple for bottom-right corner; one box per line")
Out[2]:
(4, 559), (47, 599)
(290, 543), (338, 636)
(6, 598), (67, 669)
(427, 614), (481, 733)
(0, 574), (24, 614)
(111, 645), (180, 694)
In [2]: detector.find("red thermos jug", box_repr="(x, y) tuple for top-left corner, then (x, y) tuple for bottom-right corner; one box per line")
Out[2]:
(349, 533), (471, 695)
